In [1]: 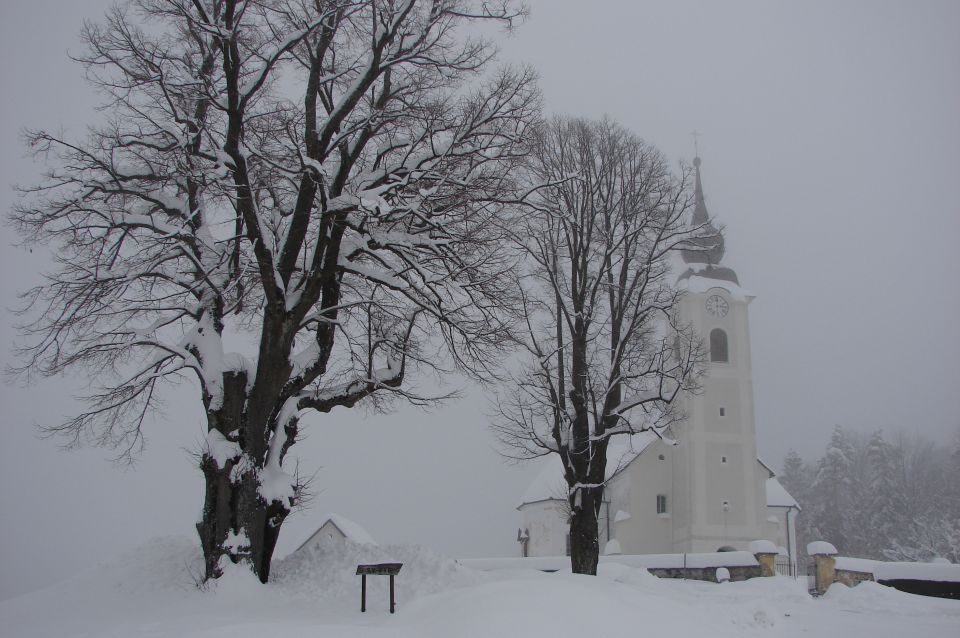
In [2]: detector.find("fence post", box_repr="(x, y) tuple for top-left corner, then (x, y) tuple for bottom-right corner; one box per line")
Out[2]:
(750, 540), (778, 577)
(806, 541), (838, 595)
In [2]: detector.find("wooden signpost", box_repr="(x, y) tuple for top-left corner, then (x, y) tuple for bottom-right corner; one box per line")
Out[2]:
(356, 563), (403, 613)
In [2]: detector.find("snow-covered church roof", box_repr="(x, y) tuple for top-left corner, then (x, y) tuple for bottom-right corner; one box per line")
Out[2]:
(765, 478), (800, 509)
(518, 432), (659, 508)
(677, 266), (753, 301)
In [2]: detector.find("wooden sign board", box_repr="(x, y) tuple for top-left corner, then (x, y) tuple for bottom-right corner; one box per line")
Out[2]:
(356, 563), (403, 576)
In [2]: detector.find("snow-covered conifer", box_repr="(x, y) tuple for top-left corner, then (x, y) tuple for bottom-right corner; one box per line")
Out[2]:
(808, 426), (856, 552)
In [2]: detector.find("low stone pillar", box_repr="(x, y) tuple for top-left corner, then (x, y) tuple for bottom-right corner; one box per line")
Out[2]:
(750, 540), (778, 577)
(807, 541), (838, 595)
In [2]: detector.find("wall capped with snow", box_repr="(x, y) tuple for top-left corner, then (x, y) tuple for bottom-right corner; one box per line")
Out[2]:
(825, 555), (960, 600)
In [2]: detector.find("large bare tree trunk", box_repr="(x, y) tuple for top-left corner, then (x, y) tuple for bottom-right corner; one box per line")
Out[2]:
(195, 336), (304, 582)
(569, 486), (603, 575)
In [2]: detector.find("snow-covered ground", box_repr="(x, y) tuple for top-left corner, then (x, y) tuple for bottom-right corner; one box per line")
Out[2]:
(2, 536), (958, 638)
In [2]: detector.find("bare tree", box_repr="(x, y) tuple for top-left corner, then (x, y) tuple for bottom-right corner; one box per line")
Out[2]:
(494, 117), (704, 575)
(11, 0), (537, 583)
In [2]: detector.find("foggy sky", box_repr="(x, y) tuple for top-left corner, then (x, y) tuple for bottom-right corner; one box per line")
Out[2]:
(2, 0), (958, 601)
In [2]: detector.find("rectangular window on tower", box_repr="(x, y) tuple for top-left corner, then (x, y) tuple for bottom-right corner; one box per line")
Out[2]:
(656, 494), (668, 515)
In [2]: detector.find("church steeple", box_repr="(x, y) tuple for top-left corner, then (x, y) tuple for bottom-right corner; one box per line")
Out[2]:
(692, 156), (709, 227)
(679, 154), (739, 285)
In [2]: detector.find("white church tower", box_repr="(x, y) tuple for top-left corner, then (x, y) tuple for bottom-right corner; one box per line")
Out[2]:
(670, 155), (768, 552)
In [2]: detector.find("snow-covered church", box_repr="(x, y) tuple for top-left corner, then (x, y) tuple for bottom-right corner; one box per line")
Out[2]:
(516, 156), (800, 569)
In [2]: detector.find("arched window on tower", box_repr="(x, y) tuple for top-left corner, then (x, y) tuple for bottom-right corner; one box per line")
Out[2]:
(710, 328), (729, 363)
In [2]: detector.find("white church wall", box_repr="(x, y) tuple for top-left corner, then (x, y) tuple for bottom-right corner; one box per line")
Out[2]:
(765, 507), (787, 551)
(520, 500), (568, 557)
(616, 443), (675, 555)
(785, 508), (798, 564)
(703, 378), (742, 435)
(752, 461), (774, 543)
(704, 444), (747, 527)
(764, 505), (799, 564)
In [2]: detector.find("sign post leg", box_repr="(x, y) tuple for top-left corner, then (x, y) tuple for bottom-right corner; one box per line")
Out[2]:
(390, 574), (395, 613)
(361, 574), (366, 612)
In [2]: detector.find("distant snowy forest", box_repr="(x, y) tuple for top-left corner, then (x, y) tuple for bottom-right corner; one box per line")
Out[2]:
(780, 426), (960, 563)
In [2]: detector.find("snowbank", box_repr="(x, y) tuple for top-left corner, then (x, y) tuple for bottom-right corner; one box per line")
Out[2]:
(274, 534), (485, 608)
(823, 580), (960, 617)
(3, 536), (959, 638)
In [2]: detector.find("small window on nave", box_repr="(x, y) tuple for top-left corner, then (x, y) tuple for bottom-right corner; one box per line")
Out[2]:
(656, 494), (668, 515)
(710, 328), (729, 363)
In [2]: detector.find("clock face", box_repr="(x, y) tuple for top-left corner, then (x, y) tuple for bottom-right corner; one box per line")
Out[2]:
(706, 294), (729, 318)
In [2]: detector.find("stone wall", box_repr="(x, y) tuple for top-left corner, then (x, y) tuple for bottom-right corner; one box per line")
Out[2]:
(648, 565), (761, 582)
(461, 544), (778, 584)
(834, 569), (874, 588)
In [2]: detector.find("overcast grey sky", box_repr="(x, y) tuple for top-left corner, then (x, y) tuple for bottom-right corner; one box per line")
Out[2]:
(2, 0), (958, 600)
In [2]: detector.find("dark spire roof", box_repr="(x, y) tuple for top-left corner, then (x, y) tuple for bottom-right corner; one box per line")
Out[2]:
(679, 155), (739, 285)
(691, 156), (710, 226)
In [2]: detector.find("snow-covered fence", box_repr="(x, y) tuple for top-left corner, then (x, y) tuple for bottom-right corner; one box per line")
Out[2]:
(459, 542), (793, 583)
(774, 555), (796, 577)
(808, 540), (960, 599)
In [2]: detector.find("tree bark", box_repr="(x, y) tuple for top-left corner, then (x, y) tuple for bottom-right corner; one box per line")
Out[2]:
(569, 486), (603, 575)
(195, 365), (295, 583)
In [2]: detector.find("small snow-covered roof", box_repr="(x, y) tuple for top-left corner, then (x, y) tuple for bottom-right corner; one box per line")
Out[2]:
(296, 513), (377, 551)
(766, 477), (799, 509)
(756, 457), (776, 478)
(749, 539), (778, 555)
(518, 432), (659, 508)
(807, 541), (838, 556)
